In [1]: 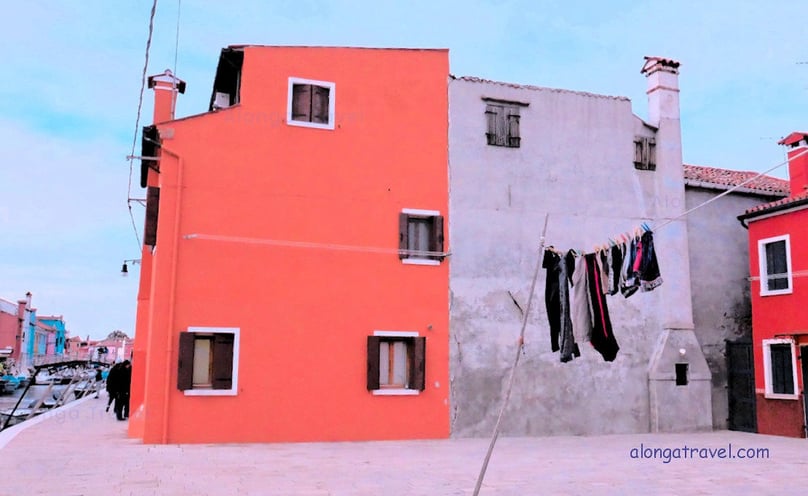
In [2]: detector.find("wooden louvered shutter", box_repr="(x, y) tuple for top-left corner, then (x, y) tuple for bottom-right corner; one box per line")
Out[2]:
(367, 336), (381, 390)
(144, 186), (160, 247)
(507, 112), (521, 147)
(399, 213), (409, 259)
(211, 333), (234, 390)
(292, 84), (312, 122)
(311, 86), (330, 124)
(429, 215), (444, 260)
(648, 138), (656, 170)
(485, 105), (499, 145)
(410, 337), (426, 391)
(177, 333), (195, 391)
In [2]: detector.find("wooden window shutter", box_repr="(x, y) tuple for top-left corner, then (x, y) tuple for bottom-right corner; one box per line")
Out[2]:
(292, 84), (312, 121)
(311, 86), (330, 124)
(177, 333), (195, 391)
(398, 213), (409, 259)
(211, 333), (235, 390)
(144, 186), (160, 247)
(648, 138), (656, 170)
(429, 215), (444, 260)
(410, 337), (426, 391)
(367, 336), (381, 390)
(507, 113), (521, 148)
(485, 105), (499, 145)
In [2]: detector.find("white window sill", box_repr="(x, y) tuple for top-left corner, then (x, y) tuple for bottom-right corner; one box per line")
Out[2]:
(760, 288), (793, 297)
(183, 389), (237, 397)
(372, 389), (420, 396)
(287, 119), (334, 130)
(763, 392), (798, 400)
(402, 258), (440, 266)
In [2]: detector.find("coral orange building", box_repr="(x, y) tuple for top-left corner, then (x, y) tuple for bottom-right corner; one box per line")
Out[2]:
(129, 46), (450, 444)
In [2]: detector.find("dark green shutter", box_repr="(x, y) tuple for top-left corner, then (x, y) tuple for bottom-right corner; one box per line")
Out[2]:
(367, 336), (381, 390)
(399, 213), (409, 259)
(177, 333), (195, 391)
(144, 186), (160, 247)
(411, 337), (426, 391)
(430, 216), (444, 260)
(211, 333), (235, 390)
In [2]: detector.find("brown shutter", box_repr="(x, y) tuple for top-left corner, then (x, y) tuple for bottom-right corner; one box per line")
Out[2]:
(507, 113), (520, 147)
(211, 333), (235, 390)
(398, 213), (409, 259)
(177, 333), (195, 391)
(143, 186), (160, 247)
(311, 86), (330, 124)
(292, 84), (312, 122)
(485, 105), (498, 145)
(429, 215), (444, 260)
(648, 138), (656, 170)
(410, 337), (426, 391)
(367, 336), (381, 390)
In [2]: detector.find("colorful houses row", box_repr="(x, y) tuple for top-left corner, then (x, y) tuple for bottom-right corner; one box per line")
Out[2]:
(129, 45), (806, 444)
(0, 292), (134, 369)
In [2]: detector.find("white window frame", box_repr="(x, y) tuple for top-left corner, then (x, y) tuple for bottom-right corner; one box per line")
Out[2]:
(757, 234), (793, 296)
(762, 338), (798, 400)
(401, 208), (442, 266)
(183, 326), (240, 397)
(287, 77), (336, 130)
(371, 330), (420, 396)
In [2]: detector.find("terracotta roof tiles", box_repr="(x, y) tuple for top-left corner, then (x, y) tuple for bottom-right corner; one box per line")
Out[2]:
(450, 75), (630, 102)
(683, 164), (790, 196)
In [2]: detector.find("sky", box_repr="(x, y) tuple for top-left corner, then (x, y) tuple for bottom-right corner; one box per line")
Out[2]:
(0, 0), (805, 340)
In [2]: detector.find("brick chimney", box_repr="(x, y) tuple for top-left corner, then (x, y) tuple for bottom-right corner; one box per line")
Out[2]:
(778, 132), (808, 197)
(147, 69), (186, 124)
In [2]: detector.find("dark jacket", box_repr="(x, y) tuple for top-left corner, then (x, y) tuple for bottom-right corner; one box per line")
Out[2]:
(106, 363), (122, 393)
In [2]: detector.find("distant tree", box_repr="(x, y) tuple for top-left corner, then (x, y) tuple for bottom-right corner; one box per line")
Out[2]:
(106, 330), (131, 340)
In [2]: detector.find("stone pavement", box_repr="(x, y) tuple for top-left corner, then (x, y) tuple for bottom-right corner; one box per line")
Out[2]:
(2, 394), (807, 496)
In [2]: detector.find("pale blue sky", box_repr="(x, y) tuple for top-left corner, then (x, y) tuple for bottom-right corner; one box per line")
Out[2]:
(0, 0), (805, 339)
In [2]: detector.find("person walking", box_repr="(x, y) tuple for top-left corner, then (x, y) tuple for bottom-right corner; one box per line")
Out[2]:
(94, 367), (103, 398)
(105, 362), (121, 413)
(114, 360), (132, 421)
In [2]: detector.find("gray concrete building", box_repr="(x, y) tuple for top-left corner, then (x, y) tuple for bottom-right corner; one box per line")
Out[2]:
(447, 56), (786, 437)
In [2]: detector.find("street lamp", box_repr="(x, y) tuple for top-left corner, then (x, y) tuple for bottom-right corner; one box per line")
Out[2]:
(121, 259), (141, 277)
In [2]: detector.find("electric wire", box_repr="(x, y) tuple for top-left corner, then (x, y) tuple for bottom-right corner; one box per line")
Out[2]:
(126, 0), (158, 250)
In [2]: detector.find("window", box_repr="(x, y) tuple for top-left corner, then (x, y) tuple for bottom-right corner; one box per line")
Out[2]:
(483, 99), (525, 147)
(287, 77), (335, 130)
(177, 327), (240, 396)
(367, 331), (425, 395)
(633, 136), (656, 170)
(758, 235), (792, 296)
(398, 209), (445, 265)
(762, 339), (798, 399)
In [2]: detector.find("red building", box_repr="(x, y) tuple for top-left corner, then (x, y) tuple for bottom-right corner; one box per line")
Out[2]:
(129, 46), (450, 444)
(738, 131), (808, 438)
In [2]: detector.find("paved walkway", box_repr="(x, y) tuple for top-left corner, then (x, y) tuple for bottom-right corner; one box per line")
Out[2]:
(1, 395), (807, 495)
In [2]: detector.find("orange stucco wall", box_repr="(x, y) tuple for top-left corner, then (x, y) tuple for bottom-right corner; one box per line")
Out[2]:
(747, 208), (808, 437)
(131, 47), (450, 444)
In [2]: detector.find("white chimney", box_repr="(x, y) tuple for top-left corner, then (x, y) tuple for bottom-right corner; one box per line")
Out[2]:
(641, 56), (681, 126)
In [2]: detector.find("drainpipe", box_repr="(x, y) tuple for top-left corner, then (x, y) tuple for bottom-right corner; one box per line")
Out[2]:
(157, 144), (184, 445)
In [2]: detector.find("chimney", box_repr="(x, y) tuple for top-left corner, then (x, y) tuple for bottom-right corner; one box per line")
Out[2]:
(641, 56), (681, 126)
(778, 132), (808, 197)
(147, 69), (187, 124)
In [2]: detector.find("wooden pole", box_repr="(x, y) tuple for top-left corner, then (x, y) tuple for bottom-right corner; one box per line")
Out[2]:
(472, 213), (550, 495)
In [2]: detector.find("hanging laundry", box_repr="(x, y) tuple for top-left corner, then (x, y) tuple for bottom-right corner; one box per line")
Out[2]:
(620, 237), (641, 298)
(543, 248), (580, 362)
(570, 252), (593, 345)
(608, 243), (624, 296)
(639, 230), (663, 291)
(585, 253), (620, 361)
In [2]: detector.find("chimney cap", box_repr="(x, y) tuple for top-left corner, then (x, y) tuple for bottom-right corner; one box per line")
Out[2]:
(641, 56), (681, 75)
(148, 69), (187, 94)
(778, 132), (808, 147)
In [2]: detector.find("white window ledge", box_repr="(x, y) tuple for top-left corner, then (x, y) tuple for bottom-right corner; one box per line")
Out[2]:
(760, 288), (793, 297)
(402, 258), (440, 266)
(763, 392), (799, 401)
(372, 389), (420, 396)
(183, 389), (237, 397)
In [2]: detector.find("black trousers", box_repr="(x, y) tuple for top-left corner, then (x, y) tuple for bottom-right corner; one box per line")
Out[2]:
(585, 253), (619, 361)
(114, 392), (130, 420)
